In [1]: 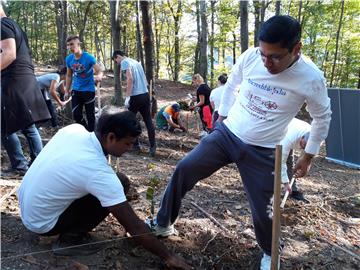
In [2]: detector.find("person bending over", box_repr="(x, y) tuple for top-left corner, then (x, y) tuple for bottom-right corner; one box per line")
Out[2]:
(156, 103), (186, 132)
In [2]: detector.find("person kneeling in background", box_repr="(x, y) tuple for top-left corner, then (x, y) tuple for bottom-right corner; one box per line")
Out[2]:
(156, 103), (186, 132)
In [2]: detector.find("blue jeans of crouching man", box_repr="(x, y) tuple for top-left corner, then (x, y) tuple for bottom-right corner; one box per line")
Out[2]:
(156, 122), (276, 255)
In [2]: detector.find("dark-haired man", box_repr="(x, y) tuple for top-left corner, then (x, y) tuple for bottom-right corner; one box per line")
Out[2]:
(150, 15), (331, 270)
(113, 50), (156, 157)
(18, 110), (191, 270)
(65, 35), (103, 132)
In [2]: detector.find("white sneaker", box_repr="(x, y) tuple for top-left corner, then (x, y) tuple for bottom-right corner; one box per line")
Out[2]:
(260, 253), (280, 270)
(145, 218), (178, 237)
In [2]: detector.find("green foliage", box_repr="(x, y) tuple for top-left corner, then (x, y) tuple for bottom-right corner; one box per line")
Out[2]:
(146, 175), (160, 217)
(4, 0), (359, 88)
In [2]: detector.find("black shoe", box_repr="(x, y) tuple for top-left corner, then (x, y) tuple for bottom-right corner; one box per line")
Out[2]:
(149, 145), (156, 157)
(290, 191), (309, 202)
(1, 167), (28, 177)
(52, 232), (104, 256)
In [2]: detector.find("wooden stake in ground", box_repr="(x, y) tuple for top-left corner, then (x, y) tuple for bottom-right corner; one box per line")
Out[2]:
(96, 82), (101, 111)
(271, 145), (282, 270)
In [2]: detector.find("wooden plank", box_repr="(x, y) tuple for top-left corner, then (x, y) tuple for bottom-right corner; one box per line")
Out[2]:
(271, 145), (282, 270)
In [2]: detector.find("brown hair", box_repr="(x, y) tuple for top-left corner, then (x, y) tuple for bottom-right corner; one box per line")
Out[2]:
(192, 73), (204, 84)
(66, 35), (81, 43)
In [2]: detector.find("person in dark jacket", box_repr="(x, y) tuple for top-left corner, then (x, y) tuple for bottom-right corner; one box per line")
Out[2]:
(1, 4), (50, 175)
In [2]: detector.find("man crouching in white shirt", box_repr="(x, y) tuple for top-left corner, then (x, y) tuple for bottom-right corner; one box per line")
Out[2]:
(149, 15), (331, 270)
(18, 110), (191, 270)
(281, 118), (312, 202)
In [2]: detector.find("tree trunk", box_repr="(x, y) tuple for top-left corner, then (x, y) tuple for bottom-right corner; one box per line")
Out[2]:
(287, 0), (293, 15)
(199, 0), (208, 81)
(110, 0), (122, 105)
(122, 26), (127, 53)
(78, 1), (93, 48)
(54, 0), (68, 65)
(194, 0), (200, 74)
(260, 1), (267, 24)
(330, 0), (345, 87)
(153, 1), (160, 79)
(357, 67), (360, 89)
(170, 0), (182, 82)
(240, 0), (248, 53)
(136, 0), (145, 67)
(140, 1), (154, 88)
(232, 32), (236, 64)
(275, 0), (281, 15)
(297, 0), (302, 21)
(210, 0), (215, 87)
(253, 0), (260, 46)
(95, 27), (107, 70)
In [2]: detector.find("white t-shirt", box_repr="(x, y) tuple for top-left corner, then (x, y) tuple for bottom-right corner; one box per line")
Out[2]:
(36, 73), (60, 89)
(36, 73), (60, 100)
(280, 118), (311, 183)
(218, 47), (331, 155)
(121, 58), (148, 96)
(210, 85), (225, 112)
(18, 124), (127, 234)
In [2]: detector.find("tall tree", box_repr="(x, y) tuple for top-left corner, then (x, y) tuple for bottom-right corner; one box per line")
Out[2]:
(54, 0), (68, 65)
(210, 0), (216, 87)
(198, 0), (208, 80)
(194, 0), (201, 74)
(152, 1), (161, 79)
(275, 0), (281, 15)
(78, 1), (93, 47)
(297, 0), (303, 21)
(135, 0), (145, 67)
(240, 0), (248, 53)
(330, 0), (345, 87)
(253, 0), (261, 46)
(168, 0), (182, 82)
(110, 0), (122, 105)
(140, 1), (154, 87)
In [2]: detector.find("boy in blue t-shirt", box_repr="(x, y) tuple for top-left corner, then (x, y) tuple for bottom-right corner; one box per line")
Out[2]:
(65, 35), (103, 132)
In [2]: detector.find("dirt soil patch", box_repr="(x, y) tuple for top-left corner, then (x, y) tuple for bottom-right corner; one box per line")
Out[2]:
(1, 70), (359, 269)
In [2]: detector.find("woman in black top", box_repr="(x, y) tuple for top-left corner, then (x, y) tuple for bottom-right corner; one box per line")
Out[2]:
(190, 74), (212, 132)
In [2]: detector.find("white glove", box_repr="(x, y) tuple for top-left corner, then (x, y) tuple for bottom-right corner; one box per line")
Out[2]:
(124, 96), (130, 108)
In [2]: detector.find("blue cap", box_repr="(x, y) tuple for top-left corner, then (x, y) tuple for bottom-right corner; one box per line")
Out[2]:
(172, 103), (180, 112)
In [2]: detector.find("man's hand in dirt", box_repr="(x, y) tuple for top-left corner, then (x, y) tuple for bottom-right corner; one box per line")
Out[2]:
(64, 91), (71, 101)
(165, 254), (193, 270)
(59, 100), (66, 108)
(293, 153), (313, 178)
(179, 126), (187, 132)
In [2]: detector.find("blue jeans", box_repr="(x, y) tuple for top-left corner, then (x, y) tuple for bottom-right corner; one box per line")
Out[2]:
(1, 124), (43, 170)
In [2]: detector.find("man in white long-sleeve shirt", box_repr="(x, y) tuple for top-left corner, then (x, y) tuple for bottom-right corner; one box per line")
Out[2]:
(281, 118), (312, 201)
(150, 15), (331, 270)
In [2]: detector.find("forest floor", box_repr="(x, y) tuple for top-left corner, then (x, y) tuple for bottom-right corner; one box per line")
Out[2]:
(1, 69), (360, 270)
